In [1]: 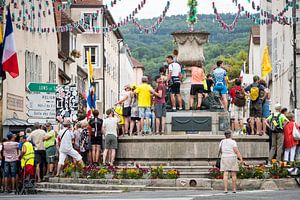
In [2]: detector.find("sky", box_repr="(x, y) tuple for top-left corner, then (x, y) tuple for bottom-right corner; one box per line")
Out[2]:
(104, 0), (261, 20)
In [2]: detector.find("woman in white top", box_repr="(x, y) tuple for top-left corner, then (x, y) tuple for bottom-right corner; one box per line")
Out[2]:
(219, 130), (244, 193)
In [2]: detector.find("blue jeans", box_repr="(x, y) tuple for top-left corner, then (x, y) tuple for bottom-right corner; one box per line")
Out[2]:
(4, 161), (18, 178)
(139, 107), (151, 119)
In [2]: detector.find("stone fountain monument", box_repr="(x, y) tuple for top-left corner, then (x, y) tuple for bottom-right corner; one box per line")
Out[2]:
(171, 31), (209, 109)
(116, 0), (269, 168)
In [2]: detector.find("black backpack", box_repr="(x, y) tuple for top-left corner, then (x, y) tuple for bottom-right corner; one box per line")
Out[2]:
(234, 87), (246, 107)
(270, 113), (283, 133)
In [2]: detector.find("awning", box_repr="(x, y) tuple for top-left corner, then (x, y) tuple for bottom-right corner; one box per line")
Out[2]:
(3, 118), (31, 126)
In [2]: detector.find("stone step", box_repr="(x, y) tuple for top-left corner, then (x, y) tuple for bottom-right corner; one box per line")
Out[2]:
(143, 186), (212, 191)
(36, 182), (147, 192)
(116, 165), (213, 173)
(37, 188), (123, 194)
(179, 172), (209, 178)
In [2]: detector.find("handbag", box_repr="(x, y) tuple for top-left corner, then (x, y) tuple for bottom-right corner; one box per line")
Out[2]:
(293, 122), (300, 140)
(216, 141), (223, 168)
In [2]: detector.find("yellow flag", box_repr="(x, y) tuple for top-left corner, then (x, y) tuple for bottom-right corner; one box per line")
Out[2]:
(261, 46), (272, 78)
(87, 51), (94, 82)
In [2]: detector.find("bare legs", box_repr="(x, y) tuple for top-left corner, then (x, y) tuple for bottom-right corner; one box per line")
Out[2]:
(102, 149), (116, 166)
(223, 171), (237, 193)
(36, 163), (41, 182)
(140, 118), (149, 134)
(171, 94), (183, 110)
(250, 117), (262, 135)
(221, 94), (228, 111)
(189, 95), (195, 109)
(155, 117), (165, 134)
(92, 145), (101, 163)
(124, 117), (130, 134)
(130, 120), (140, 136)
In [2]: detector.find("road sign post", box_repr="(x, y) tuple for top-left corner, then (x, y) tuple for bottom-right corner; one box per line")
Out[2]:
(27, 83), (57, 93)
(27, 82), (57, 124)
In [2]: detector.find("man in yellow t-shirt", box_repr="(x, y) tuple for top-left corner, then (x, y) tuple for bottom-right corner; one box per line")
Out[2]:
(135, 76), (154, 135)
(43, 123), (56, 177)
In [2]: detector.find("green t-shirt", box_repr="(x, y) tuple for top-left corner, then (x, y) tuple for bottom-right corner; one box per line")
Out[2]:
(44, 130), (56, 149)
(267, 112), (288, 129)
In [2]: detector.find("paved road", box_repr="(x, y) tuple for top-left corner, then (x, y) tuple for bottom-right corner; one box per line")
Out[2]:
(0, 190), (299, 200)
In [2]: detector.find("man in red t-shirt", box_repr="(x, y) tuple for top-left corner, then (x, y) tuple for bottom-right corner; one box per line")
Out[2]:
(229, 79), (246, 135)
(153, 76), (167, 135)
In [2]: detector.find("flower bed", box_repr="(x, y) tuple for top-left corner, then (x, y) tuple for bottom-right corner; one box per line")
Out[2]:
(62, 163), (179, 179)
(209, 160), (298, 180)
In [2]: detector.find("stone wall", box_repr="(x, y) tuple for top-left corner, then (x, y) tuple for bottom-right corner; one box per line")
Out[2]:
(165, 111), (230, 135)
(117, 135), (269, 166)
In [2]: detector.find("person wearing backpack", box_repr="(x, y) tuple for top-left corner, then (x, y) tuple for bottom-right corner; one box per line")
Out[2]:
(212, 61), (228, 111)
(89, 110), (103, 165)
(245, 76), (265, 135)
(265, 104), (288, 162)
(229, 79), (246, 135)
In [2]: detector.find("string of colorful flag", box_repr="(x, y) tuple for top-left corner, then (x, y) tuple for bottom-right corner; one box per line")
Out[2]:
(9, 0), (130, 23)
(233, 0), (300, 25)
(131, 1), (170, 34)
(212, 2), (241, 32)
(14, 0), (150, 33)
(231, 1), (292, 25)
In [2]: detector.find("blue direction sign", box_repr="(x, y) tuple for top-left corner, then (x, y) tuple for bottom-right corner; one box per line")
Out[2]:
(27, 83), (57, 93)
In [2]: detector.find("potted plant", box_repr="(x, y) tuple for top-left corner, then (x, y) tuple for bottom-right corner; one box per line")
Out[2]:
(71, 49), (81, 58)
(166, 169), (180, 179)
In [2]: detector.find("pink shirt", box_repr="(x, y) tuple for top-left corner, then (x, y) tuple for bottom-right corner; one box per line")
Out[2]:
(3, 141), (19, 162)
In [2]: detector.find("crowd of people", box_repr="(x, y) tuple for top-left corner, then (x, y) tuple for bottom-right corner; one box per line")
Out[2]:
(0, 53), (299, 193)
(0, 108), (121, 193)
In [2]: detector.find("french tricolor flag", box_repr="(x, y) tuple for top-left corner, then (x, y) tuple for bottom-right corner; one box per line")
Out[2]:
(2, 6), (19, 78)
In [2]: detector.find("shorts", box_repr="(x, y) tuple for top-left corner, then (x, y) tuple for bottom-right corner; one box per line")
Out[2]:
(46, 146), (56, 164)
(4, 161), (18, 178)
(155, 103), (166, 118)
(105, 134), (118, 149)
(220, 156), (239, 172)
(170, 76), (181, 94)
(131, 117), (141, 121)
(190, 84), (204, 95)
(213, 84), (228, 95)
(58, 149), (82, 165)
(231, 105), (244, 120)
(123, 107), (131, 117)
(91, 136), (102, 146)
(35, 150), (46, 165)
(139, 107), (151, 119)
(250, 102), (262, 118)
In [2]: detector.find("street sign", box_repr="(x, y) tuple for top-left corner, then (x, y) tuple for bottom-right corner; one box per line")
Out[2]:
(27, 83), (57, 93)
(27, 93), (56, 104)
(26, 101), (56, 110)
(27, 110), (56, 118)
(27, 118), (56, 124)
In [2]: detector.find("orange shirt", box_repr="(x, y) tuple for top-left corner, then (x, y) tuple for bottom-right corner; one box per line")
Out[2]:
(191, 67), (205, 85)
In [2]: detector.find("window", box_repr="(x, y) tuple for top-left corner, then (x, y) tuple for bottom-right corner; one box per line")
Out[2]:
(25, 51), (42, 86)
(84, 46), (98, 66)
(69, 33), (77, 51)
(95, 82), (100, 101)
(49, 61), (56, 83)
(83, 12), (98, 31)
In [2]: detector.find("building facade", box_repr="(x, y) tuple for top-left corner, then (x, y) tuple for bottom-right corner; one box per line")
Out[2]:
(1, 2), (58, 135)
(248, 26), (261, 75)
(260, 0), (300, 116)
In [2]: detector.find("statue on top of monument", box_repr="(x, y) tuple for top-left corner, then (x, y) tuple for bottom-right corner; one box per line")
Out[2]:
(187, 0), (198, 31)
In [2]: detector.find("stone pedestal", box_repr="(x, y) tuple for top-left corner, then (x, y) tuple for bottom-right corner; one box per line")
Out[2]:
(171, 31), (209, 109)
(165, 111), (229, 135)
